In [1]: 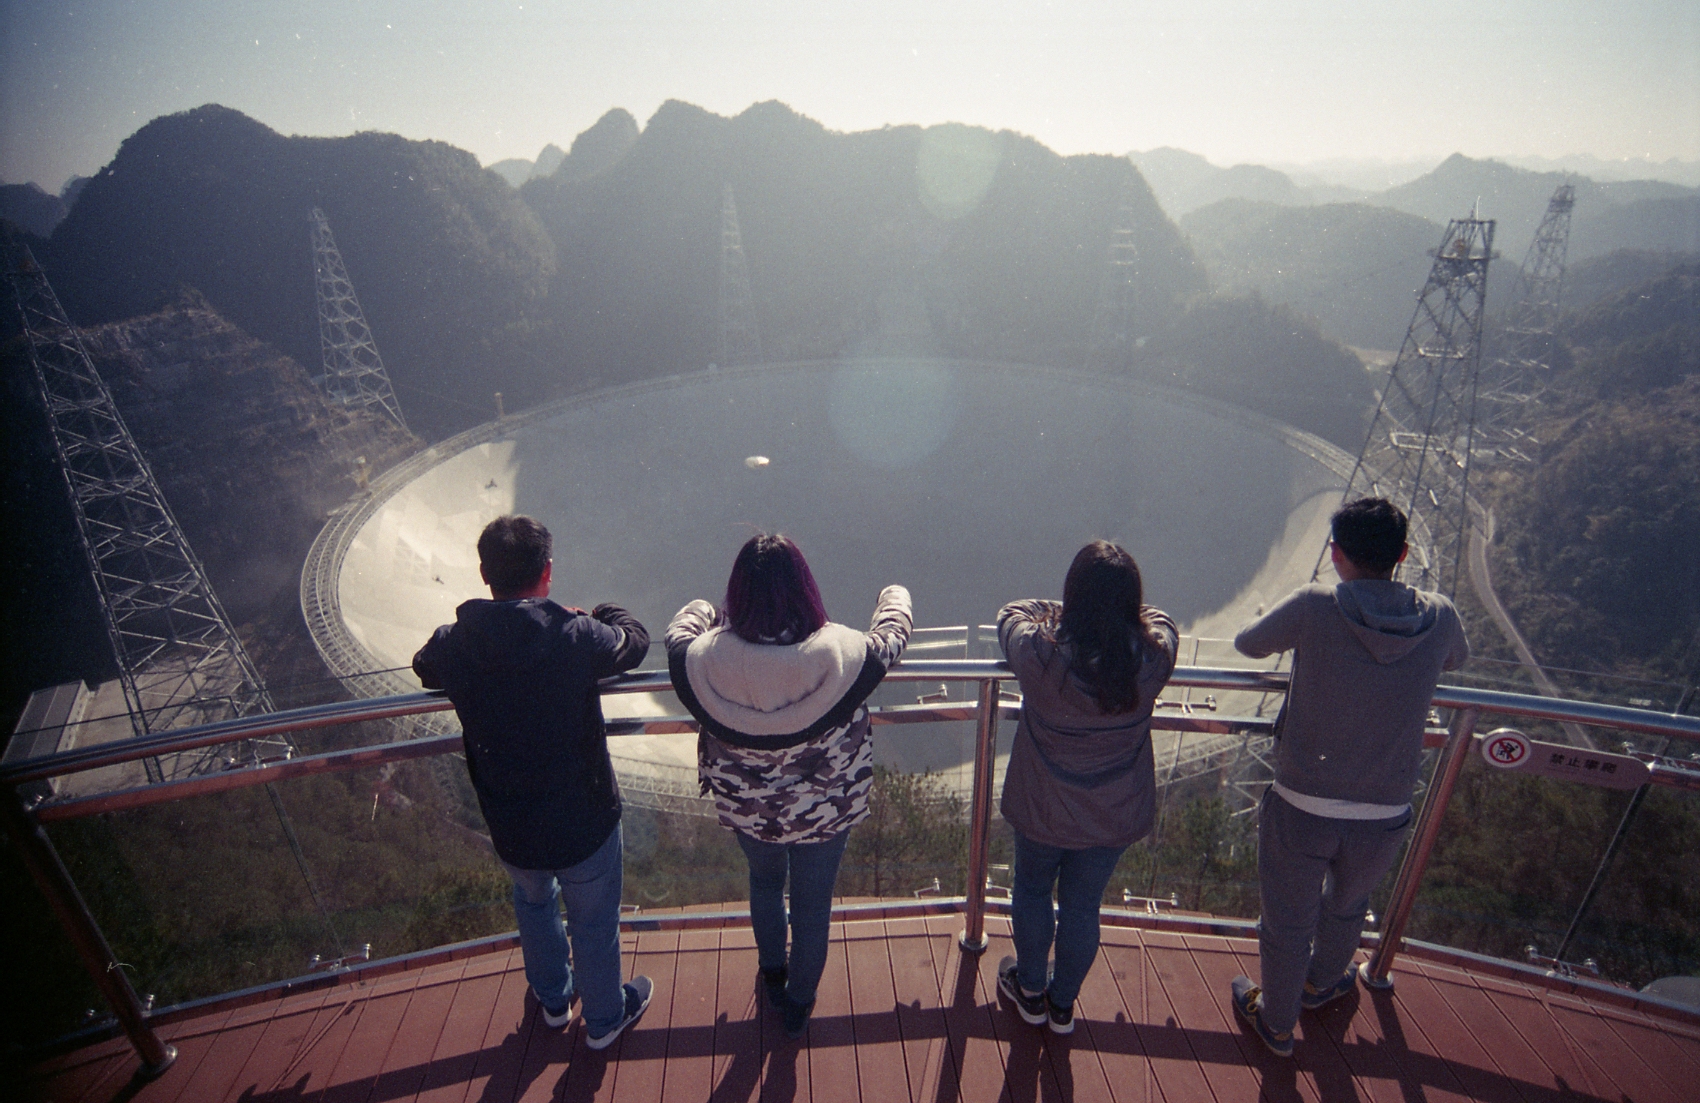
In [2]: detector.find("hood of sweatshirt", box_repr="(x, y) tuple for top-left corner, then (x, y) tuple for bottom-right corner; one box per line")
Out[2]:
(684, 622), (869, 736)
(1332, 579), (1441, 664)
(451, 598), (572, 673)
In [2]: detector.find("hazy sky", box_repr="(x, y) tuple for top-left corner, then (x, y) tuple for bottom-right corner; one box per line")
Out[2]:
(3, 0), (1696, 192)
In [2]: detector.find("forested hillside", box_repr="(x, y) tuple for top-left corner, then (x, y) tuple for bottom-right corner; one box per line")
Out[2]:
(1181, 199), (1441, 351)
(0, 291), (417, 720)
(1485, 265), (1700, 682)
(42, 104), (557, 439)
(32, 100), (1376, 448)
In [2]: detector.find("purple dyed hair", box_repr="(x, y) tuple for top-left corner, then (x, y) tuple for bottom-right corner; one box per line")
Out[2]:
(723, 532), (829, 644)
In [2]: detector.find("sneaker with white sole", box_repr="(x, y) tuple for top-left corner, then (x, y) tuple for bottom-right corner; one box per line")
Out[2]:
(1230, 975), (1294, 1057)
(1045, 993), (1075, 1035)
(996, 956), (1048, 1026)
(1300, 968), (1357, 1011)
(535, 987), (575, 1029)
(586, 976), (653, 1050)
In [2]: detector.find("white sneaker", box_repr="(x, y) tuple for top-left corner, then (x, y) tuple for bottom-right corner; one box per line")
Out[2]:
(586, 976), (653, 1050)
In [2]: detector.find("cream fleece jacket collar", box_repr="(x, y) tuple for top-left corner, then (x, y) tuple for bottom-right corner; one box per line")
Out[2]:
(683, 623), (868, 736)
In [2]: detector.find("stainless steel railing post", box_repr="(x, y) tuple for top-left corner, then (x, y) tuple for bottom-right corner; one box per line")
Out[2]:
(959, 677), (999, 953)
(1363, 706), (1481, 988)
(1, 786), (177, 1077)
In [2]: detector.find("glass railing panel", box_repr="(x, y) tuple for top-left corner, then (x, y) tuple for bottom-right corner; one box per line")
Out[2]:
(1408, 737), (1700, 989)
(33, 780), (334, 1041)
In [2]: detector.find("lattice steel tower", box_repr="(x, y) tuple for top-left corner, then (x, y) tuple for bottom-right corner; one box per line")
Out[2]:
(1326, 216), (1497, 597)
(1476, 184), (1576, 461)
(1085, 178), (1143, 372)
(716, 184), (763, 367)
(309, 208), (407, 430)
(5, 244), (291, 780)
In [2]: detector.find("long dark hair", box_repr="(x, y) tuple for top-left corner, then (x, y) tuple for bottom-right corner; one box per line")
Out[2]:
(1053, 540), (1159, 714)
(723, 532), (830, 644)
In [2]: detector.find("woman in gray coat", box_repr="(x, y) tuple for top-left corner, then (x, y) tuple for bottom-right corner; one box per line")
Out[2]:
(996, 540), (1178, 1033)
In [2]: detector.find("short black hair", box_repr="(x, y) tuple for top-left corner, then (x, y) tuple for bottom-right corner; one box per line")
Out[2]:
(478, 515), (552, 595)
(1331, 497), (1408, 574)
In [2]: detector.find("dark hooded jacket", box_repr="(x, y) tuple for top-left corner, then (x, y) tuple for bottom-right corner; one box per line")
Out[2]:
(413, 599), (649, 870)
(1235, 580), (1469, 806)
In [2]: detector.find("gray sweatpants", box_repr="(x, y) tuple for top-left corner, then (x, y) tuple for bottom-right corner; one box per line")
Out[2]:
(1256, 789), (1412, 1034)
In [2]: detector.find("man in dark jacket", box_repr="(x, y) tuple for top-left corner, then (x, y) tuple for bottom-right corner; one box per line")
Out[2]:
(1227, 498), (1469, 1057)
(413, 515), (653, 1049)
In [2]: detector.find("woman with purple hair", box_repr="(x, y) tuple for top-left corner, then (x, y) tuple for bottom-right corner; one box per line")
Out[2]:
(665, 533), (911, 1040)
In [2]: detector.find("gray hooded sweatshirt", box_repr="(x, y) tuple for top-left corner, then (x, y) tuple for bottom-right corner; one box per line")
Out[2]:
(1234, 580), (1469, 806)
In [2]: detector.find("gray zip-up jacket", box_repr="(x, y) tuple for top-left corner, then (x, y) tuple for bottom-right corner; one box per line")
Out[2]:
(998, 600), (1179, 850)
(1235, 580), (1469, 806)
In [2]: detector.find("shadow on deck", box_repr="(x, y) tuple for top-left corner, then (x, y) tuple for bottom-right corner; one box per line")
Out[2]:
(20, 913), (1700, 1103)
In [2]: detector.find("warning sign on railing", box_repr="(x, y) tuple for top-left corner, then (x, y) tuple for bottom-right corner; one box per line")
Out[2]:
(1477, 728), (1650, 790)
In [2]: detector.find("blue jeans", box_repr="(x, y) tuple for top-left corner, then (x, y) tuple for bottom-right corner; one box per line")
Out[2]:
(501, 824), (627, 1034)
(736, 830), (850, 1006)
(1256, 790), (1412, 1034)
(1010, 830), (1127, 1006)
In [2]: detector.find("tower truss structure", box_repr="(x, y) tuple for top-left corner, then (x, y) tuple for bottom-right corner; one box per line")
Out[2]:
(309, 208), (408, 430)
(1085, 180), (1142, 372)
(1476, 184), (1576, 461)
(1327, 217), (1497, 597)
(716, 184), (763, 367)
(5, 244), (291, 780)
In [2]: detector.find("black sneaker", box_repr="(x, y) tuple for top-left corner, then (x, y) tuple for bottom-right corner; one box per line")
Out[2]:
(586, 976), (653, 1051)
(760, 964), (789, 1010)
(1045, 993), (1075, 1035)
(996, 956), (1048, 1027)
(781, 994), (814, 1040)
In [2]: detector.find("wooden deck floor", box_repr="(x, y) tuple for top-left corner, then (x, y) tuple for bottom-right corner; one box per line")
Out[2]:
(20, 915), (1700, 1103)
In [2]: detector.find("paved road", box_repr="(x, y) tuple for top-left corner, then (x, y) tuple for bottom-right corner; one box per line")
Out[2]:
(1465, 508), (1596, 748)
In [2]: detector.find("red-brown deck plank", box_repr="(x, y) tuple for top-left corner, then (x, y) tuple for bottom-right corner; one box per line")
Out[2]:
(610, 929), (682, 1103)
(314, 970), (427, 1103)
(21, 1040), (129, 1101)
(415, 960), (512, 1103)
(365, 959), (470, 1103)
(22, 917), (1700, 1103)
(883, 916), (957, 1103)
(1072, 940), (1157, 1103)
(973, 926), (1070, 1102)
(1098, 933), (1218, 1103)
(1215, 936), (1437, 1103)
(804, 921), (861, 1103)
(1589, 999), (1700, 1096)
(222, 989), (348, 1099)
(187, 992), (311, 1094)
(1405, 957), (1598, 1102)
(1468, 970), (1625, 1100)
(921, 914), (1010, 1102)
(455, 955), (537, 1103)
(1366, 959), (1527, 1103)
(841, 919), (914, 1103)
(1138, 929), (1271, 1103)
(1037, 952), (1119, 1103)
(659, 928), (723, 1103)
(104, 1008), (220, 1102)
(710, 925), (767, 1103)
(1541, 992), (1688, 1103)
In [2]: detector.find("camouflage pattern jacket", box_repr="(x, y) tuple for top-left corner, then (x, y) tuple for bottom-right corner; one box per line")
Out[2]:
(665, 586), (912, 845)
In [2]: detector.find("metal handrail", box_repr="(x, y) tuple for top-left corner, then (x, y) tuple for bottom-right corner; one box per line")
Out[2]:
(5, 660), (1699, 1076)
(8, 661), (1697, 788)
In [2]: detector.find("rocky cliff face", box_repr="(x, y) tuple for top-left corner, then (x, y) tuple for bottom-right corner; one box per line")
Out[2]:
(81, 289), (420, 615)
(1, 290), (418, 720)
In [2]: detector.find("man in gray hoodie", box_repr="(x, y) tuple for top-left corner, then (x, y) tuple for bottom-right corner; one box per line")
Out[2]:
(1228, 497), (1469, 1056)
